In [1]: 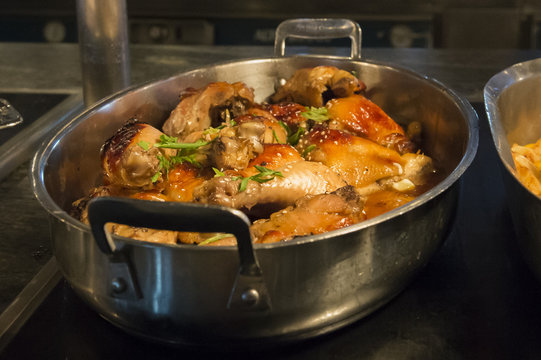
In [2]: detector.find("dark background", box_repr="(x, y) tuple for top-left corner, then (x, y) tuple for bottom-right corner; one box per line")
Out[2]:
(1, 0), (541, 48)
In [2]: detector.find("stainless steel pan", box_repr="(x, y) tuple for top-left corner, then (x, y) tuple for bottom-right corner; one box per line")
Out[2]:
(485, 58), (541, 283)
(31, 19), (478, 345)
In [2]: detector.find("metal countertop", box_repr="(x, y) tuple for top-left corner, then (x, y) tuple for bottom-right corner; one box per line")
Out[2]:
(1, 42), (541, 102)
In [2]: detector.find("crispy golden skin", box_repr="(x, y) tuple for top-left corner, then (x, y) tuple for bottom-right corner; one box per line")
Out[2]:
(101, 121), (173, 189)
(326, 94), (417, 154)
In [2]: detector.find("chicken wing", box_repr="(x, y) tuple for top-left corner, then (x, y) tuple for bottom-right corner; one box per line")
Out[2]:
(192, 144), (346, 216)
(251, 185), (366, 243)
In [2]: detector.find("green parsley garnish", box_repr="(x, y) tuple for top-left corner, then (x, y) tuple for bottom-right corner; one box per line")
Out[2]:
(232, 165), (284, 192)
(301, 106), (329, 122)
(137, 140), (150, 151)
(212, 167), (226, 177)
(272, 129), (283, 144)
(149, 136), (210, 182)
(150, 154), (172, 183)
(198, 233), (234, 246)
(153, 135), (209, 150)
(202, 125), (224, 135)
(170, 153), (200, 166)
(278, 121), (306, 146)
(302, 144), (316, 157)
(151, 172), (161, 183)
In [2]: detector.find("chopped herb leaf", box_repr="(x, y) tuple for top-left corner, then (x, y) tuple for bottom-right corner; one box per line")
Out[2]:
(203, 126), (222, 135)
(154, 138), (209, 150)
(278, 120), (290, 134)
(301, 106), (329, 122)
(137, 140), (150, 151)
(151, 172), (161, 183)
(170, 153), (200, 167)
(213, 167), (225, 177)
(239, 176), (251, 192)
(272, 129), (283, 144)
(288, 126), (306, 146)
(302, 144), (316, 157)
(278, 120), (306, 146)
(198, 233), (234, 246)
(232, 166), (284, 192)
(157, 154), (172, 172)
(149, 155), (171, 183)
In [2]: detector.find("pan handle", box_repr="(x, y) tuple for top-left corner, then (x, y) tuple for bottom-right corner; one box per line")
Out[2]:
(88, 197), (271, 311)
(274, 18), (362, 60)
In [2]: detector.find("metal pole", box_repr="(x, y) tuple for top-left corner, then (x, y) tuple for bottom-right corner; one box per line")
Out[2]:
(76, 0), (131, 107)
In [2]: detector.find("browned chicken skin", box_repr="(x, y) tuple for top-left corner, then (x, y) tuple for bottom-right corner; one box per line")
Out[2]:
(74, 67), (438, 246)
(263, 102), (308, 131)
(207, 110), (288, 171)
(326, 94), (417, 154)
(237, 108), (288, 145)
(162, 163), (207, 202)
(299, 127), (405, 190)
(251, 185), (366, 243)
(192, 144), (347, 216)
(162, 81), (254, 140)
(271, 66), (366, 107)
(101, 121), (174, 189)
(298, 127), (434, 195)
(241, 144), (302, 176)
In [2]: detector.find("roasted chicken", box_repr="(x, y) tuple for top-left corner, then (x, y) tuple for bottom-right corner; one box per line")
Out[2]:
(326, 94), (417, 154)
(72, 66), (439, 246)
(162, 81), (254, 140)
(101, 121), (177, 189)
(251, 185), (366, 243)
(193, 144), (347, 217)
(298, 127), (434, 195)
(271, 66), (366, 107)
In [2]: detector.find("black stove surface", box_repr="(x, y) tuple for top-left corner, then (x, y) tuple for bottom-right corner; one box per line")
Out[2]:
(2, 103), (541, 359)
(0, 93), (68, 147)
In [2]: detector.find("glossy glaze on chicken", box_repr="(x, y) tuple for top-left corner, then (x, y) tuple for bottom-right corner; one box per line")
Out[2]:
(72, 66), (438, 246)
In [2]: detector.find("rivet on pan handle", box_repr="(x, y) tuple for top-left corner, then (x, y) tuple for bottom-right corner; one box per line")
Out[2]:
(88, 197), (271, 311)
(274, 18), (362, 60)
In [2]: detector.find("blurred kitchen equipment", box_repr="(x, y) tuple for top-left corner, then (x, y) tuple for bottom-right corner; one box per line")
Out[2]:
(485, 58), (541, 282)
(441, 8), (524, 49)
(0, 98), (22, 130)
(76, 0), (130, 106)
(32, 18), (478, 345)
